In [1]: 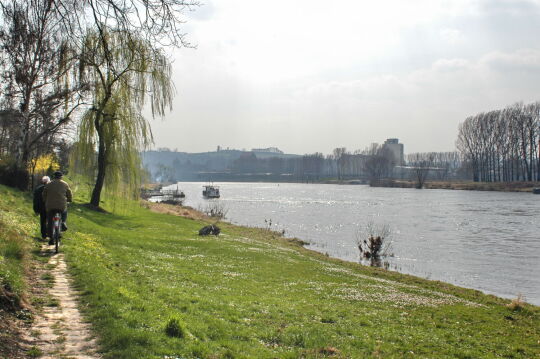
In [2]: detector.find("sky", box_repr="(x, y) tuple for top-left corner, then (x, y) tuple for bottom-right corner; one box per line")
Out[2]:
(149, 0), (540, 155)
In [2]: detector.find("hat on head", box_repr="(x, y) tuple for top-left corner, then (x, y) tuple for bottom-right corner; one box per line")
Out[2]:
(41, 176), (50, 184)
(53, 171), (63, 179)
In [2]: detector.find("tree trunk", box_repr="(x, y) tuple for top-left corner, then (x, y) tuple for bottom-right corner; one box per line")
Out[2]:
(90, 120), (107, 207)
(537, 138), (540, 182)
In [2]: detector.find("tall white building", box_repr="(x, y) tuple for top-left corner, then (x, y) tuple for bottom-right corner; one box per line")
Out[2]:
(383, 138), (404, 165)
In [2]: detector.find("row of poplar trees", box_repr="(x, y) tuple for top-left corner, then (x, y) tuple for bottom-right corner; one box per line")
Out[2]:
(0, 0), (196, 207)
(457, 102), (540, 182)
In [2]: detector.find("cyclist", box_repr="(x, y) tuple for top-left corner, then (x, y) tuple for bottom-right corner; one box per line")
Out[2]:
(33, 176), (51, 239)
(43, 171), (72, 245)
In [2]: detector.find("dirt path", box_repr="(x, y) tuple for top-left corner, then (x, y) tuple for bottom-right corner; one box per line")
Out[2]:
(24, 245), (100, 359)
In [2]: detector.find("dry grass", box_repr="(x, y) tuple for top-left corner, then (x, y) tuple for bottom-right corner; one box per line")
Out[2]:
(506, 294), (526, 311)
(144, 201), (209, 221)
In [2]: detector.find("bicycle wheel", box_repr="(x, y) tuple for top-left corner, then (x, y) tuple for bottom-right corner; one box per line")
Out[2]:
(53, 213), (60, 253)
(54, 228), (59, 253)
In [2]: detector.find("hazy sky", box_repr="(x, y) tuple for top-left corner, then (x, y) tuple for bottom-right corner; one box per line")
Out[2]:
(149, 0), (540, 155)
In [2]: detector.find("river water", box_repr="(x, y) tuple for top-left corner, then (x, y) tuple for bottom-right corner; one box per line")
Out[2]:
(166, 182), (540, 305)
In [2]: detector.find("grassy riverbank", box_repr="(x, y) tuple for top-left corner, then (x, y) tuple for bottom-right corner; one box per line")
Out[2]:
(1, 184), (539, 358)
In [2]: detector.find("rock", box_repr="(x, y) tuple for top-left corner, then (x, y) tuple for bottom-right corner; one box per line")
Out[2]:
(198, 225), (220, 236)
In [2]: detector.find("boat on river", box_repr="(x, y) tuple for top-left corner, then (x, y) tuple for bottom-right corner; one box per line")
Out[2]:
(203, 185), (220, 198)
(141, 185), (185, 204)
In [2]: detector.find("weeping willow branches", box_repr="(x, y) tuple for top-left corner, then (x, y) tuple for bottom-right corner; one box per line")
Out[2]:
(74, 29), (173, 207)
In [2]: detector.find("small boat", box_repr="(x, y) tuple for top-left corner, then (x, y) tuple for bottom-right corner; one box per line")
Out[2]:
(162, 185), (186, 203)
(203, 185), (220, 198)
(141, 185), (185, 204)
(533, 188), (540, 194)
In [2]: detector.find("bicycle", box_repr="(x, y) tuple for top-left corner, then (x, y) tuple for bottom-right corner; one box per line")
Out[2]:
(51, 211), (62, 253)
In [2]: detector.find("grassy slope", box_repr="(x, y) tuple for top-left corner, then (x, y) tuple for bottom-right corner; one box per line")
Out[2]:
(1, 184), (539, 358)
(0, 185), (40, 308)
(0, 185), (40, 358)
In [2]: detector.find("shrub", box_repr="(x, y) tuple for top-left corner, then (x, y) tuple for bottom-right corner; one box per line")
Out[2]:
(0, 159), (29, 190)
(165, 317), (186, 338)
(506, 294), (526, 311)
(27, 346), (43, 358)
(2, 240), (24, 261)
(200, 202), (228, 219)
(356, 221), (393, 267)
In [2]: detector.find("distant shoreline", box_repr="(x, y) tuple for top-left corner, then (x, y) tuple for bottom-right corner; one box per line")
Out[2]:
(158, 179), (539, 193)
(368, 179), (538, 193)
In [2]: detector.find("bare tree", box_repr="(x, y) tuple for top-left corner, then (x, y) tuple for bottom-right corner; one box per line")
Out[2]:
(0, 0), (201, 198)
(457, 116), (480, 181)
(53, 0), (199, 47)
(362, 144), (395, 184)
(0, 0), (85, 188)
(302, 152), (324, 181)
(431, 152), (461, 180)
(457, 101), (540, 183)
(332, 147), (348, 180)
(407, 152), (436, 188)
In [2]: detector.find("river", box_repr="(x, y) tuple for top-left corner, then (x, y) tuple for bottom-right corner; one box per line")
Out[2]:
(164, 182), (540, 305)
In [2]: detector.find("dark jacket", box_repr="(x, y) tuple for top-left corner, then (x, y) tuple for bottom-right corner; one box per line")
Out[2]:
(33, 184), (46, 213)
(43, 179), (72, 212)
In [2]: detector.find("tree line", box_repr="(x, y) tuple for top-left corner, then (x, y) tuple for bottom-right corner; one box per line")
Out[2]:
(149, 146), (465, 185)
(242, 148), (462, 184)
(0, 0), (195, 207)
(457, 102), (540, 182)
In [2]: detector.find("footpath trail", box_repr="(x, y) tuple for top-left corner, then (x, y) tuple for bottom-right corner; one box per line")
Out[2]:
(24, 245), (100, 359)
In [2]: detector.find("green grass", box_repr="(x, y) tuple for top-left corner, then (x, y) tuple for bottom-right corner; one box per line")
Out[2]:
(27, 345), (43, 357)
(1, 183), (539, 358)
(0, 185), (38, 308)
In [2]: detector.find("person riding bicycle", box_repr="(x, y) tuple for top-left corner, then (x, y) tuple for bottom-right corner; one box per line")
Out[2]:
(33, 176), (51, 239)
(43, 171), (72, 245)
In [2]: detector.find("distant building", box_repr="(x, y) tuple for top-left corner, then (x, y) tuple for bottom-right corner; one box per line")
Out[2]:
(383, 138), (404, 165)
(251, 147), (284, 154)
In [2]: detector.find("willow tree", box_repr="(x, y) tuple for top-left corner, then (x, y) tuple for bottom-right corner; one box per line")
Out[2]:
(76, 29), (173, 208)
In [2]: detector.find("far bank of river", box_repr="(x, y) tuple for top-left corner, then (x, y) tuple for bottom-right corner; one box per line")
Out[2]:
(368, 179), (539, 192)
(318, 179), (539, 192)
(159, 179), (540, 193)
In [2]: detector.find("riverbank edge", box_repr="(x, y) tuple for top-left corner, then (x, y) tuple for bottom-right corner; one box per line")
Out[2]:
(146, 201), (538, 306)
(372, 179), (539, 192)
(321, 179), (538, 192)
